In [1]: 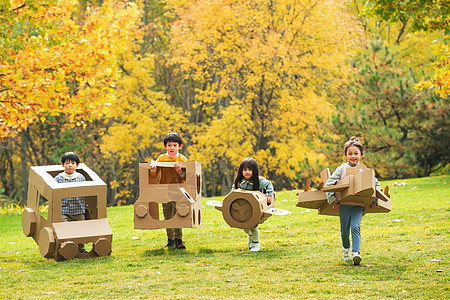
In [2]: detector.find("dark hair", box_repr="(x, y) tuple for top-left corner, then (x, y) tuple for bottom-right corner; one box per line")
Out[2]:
(163, 132), (183, 146)
(234, 157), (260, 191)
(61, 152), (80, 164)
(344, 136), (364, 155)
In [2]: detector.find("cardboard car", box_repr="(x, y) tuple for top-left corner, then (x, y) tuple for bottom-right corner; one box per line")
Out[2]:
(134, 161), (202, 230)
(207, 190), (291, 229)
(22, 164), (112, 261)
(296, 163), (391, 216)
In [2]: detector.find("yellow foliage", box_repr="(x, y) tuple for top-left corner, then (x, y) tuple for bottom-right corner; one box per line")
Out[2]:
(169, 0), (362, 186)
(0, 0), (140, 139)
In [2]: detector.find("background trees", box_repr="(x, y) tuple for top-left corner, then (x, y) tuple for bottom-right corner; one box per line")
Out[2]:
(0, 0), (448, 205)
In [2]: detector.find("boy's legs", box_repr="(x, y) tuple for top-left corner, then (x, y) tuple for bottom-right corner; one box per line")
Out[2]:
(163, 201), (185, 248)
(62, 214), (86, 252)
(163, 201), (176, 240)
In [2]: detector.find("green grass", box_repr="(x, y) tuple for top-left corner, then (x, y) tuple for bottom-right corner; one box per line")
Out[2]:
(0, 176), (448, 299)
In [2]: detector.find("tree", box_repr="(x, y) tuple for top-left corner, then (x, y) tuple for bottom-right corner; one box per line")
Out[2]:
(364, 0), (449, 98)
(330, 38), (449, 178)
(168, 0), (364, 193)
(0, 0), (140, 139)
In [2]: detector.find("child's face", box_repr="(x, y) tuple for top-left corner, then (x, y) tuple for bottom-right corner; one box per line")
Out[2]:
(164, 142), (182, 158)
(62, 160), (79, 174)
(242, 167), (253, 180)
(345, 145), (363, 165)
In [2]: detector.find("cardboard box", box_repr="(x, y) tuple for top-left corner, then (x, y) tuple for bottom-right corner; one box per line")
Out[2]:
(134, 161), (202, 230)
(22, 164), (112, 261)
(297, 164), (391, 216)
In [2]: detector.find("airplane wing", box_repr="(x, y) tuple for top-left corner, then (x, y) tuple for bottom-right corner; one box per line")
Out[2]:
(206, 200), (223, 208)
(263, 208), (292, 215)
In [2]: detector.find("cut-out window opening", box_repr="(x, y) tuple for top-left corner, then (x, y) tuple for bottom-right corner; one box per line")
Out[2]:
(47, 170), (93, 181)
(148, 202), (176, 221)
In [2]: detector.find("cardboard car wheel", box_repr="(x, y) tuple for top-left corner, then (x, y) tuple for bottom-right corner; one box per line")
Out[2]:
(39, 227), (56, 258)
(135, 204), (148, 218)
(22, 208), (37, 237)
(94, 238), (111, 256)
(58, 241), (78, 260)
(176, 202), (190, 217)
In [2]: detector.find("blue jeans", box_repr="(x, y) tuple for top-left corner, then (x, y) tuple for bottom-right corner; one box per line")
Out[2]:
(339, 205), (363, 254)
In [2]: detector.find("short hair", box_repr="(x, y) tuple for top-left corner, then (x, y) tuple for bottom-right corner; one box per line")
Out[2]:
(61, 152), (80, 164)
(163, 132), (183, 146)
(234, 157), (260, 191)
(344, 136), (364, 155)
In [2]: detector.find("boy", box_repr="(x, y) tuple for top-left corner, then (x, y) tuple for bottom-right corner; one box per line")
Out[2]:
(149, 132), (187, 249)
(54, 152), (87, 252)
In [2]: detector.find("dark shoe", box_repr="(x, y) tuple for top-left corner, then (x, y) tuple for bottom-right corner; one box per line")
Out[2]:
(175, 239), (186, 249)
(165, 239), (175, 248)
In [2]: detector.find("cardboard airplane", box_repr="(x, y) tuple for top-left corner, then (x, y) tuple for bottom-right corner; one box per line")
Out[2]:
(296, 163), (391, 216)
(22, 164), (112, 261)
(207, 190), (291, 230)
(134, 161), (202, 230)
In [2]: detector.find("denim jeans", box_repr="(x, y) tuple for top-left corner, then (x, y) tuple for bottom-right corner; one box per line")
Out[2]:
(339, 204), (363, 254)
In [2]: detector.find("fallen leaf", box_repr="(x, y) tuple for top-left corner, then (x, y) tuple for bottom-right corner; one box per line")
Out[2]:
(391, 219), (404, 222)
(430, 259), (442, 262)
(414, 241), (421, 244)
(131, 236), (140, 240)
(264, 230), (271, 233)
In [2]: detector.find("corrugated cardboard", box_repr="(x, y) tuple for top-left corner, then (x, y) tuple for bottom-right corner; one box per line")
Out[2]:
(22, 164), (112, 261)
(297, 164), (391, 216)
(134, 161), (202, 230)
(216, 190), (275, 230)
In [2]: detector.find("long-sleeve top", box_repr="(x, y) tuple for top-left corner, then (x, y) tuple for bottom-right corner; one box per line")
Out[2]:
(325, 162), (380, 204)
(54, 171), (86, 215)
(150, 153), (188, 184)
(233, 176), (274, 196)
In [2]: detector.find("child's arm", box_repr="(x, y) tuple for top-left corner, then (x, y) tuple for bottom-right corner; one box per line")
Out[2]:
(260, 178), (274, 204)
(325, 165), (343, 204)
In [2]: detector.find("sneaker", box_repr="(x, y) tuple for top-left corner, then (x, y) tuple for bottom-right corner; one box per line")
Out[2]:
(249, 242), (260, 252)
(165, 239), (175, 248)
(352, 252), (361, 265)
(175, 239), (186, 249)
(342, 248), (352, 264)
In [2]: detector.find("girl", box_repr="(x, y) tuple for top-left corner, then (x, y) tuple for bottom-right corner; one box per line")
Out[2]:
(233, 157), (274, 252)
(325, 137), (379, 265)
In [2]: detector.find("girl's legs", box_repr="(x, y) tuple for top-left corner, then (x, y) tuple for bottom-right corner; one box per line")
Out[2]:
(339, 205), (352, 250)
(339, 205), (363, 253)
(243, 227), (260, 251)
(349, 206), (363, 254)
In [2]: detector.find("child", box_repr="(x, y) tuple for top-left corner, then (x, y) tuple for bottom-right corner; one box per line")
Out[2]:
(149, 132), (188, 249)
(325, 137), (379, 265)
(54, 152), (86, 252)
(232, 157), (274, 252)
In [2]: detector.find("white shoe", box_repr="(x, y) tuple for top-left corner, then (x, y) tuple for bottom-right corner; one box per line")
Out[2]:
(342, 248), (352, 264)
(249, 242), (260, 252)
(352, 252), (361, 265)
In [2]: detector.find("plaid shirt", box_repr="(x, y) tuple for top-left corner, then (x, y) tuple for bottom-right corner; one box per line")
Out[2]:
(54, 172), (86, 215)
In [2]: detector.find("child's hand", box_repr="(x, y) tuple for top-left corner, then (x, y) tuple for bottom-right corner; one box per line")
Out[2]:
(267, 195), (273, 205)
(370, 202), (377, 209)
(332, 200), (339, 211)
(149, 162), (157, 172)
(174, 162), (182, 175)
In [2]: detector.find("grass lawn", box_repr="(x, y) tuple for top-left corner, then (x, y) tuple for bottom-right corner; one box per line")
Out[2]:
(0, 176), (448, 299)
